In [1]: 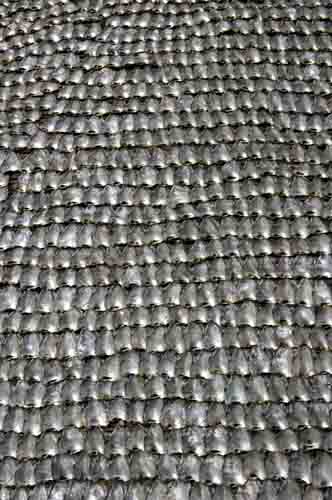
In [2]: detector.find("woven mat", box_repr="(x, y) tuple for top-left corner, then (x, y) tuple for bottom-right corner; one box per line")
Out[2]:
(0, 0), (332, 498)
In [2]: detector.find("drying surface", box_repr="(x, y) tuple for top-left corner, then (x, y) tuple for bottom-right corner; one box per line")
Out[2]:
(0, 0), (332, 498)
